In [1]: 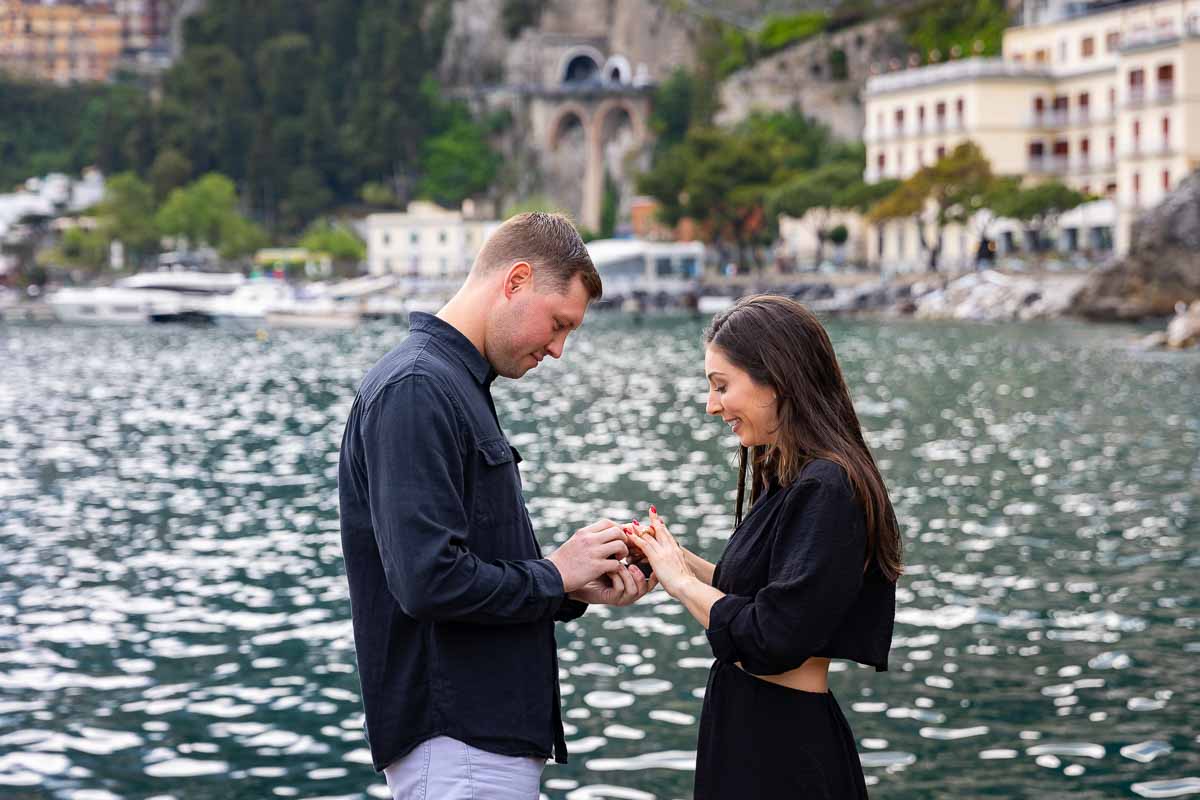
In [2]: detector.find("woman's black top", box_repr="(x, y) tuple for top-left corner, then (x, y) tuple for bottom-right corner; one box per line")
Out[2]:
(706, 458), (896, 675)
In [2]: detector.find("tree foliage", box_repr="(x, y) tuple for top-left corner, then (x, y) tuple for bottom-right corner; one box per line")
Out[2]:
(869, 141), (994, 271)
(4, 0), (495, 235)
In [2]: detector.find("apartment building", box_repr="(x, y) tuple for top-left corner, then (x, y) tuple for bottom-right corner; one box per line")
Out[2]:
(863, 0), (1200, 270)
(366, 202), (502, 280)
(0, 0), (123, 84)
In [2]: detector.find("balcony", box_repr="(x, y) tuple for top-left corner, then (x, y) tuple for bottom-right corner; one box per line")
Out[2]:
(865, 57), (1050, 97)
(1120, 18), (1200, 53)
(1126, 85), (1176, 108)
(1028, 156), (1069, 174)
(1069, 157), (1115, 174)
(1122, 143), (1177, 159)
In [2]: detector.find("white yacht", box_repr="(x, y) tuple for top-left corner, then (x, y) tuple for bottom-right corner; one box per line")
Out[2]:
(47, 286), (185, 325)
(48, 270), (245, 325)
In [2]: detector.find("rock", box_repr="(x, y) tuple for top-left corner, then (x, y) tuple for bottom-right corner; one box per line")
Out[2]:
(912, 271), (1089, 321)
(1165, 299), (1200, 349)
(1138, 331), (1169, 350)
(1075, 170), (1200, 320)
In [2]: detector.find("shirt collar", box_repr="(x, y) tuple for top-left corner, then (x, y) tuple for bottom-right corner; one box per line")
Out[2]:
(409, 312), (497, 385)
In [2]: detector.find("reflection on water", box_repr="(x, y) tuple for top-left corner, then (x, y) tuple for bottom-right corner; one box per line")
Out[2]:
(0, 315), (1197, 799)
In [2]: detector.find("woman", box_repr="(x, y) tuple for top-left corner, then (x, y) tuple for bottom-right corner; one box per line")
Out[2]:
(630, 295), (902, 799)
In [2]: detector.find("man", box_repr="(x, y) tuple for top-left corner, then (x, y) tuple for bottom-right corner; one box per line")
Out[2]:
(338, 212), (652, 799)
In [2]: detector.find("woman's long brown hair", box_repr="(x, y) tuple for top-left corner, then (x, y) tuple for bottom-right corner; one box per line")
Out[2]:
(706, 295), (904, 582)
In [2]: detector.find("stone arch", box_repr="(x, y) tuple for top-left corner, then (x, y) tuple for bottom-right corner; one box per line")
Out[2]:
(559, 46), (604, 85)
(547, 105), (589, 151)
(592, 98), (648, 145)
(603, 54), (632, 84)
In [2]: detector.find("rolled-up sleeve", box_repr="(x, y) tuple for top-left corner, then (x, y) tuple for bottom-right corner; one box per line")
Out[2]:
(706, 477), (865, 675)
(362, 375), (567, 624)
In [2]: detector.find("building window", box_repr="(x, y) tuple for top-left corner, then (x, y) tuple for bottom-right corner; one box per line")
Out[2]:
(1105, 31), (1120, 51)
(1013, 52), (1025, 63)
(955, 97), (964, 124)
(917, 104), (925, 131)
(1157, 63), (1174, 99)
(1132, 172), (1140, 203)
(897, 150), (904, 171)
(935, 144), (945, 160)
(1053, 138), (1069, 170)
(1078, 91), (1089, 121)
(381, 233), (390, 246)
(655, 257), (674, 276)
(1105, 181), (1117, 195)
(1108, 133), (1116, 157)
(1080, 136), (1090, 165)
(1081, 36), (1095, 57)
(877, 153), (886, 172)
(1132, 119), (1141, 152)
(1128, 68), (1145, 104)
(438, 230), (447, 244)
(1162, 170), (1171, 191)
(1052, 94), (1068, 123)
(1162, 115), (1170, 151)
(935, 101), (946, 129)
(1028, 140), (1045, 170)
(410, 231), (419, 245)
(1034, 48), (1048, 64)
(894, 107), (905, 133)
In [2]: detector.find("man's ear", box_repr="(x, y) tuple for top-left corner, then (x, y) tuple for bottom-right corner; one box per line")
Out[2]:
(503, 261), (533, 299)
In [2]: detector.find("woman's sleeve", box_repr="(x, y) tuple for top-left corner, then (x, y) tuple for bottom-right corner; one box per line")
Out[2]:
(705, 473), (866, 675)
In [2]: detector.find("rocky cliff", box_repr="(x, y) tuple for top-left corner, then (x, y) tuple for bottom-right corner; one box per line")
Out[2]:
(1074, 170), (1200, 321)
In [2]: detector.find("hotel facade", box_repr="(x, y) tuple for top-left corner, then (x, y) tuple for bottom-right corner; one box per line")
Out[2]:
(862, 0), (1200, 270)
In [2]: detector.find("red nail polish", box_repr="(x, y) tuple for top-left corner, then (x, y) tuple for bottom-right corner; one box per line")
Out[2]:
(650, 505), (657, 514)
(632, 519), (639, 526)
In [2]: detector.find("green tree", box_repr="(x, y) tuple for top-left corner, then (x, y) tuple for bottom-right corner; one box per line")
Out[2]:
(766, 161), (863, 266)
(299, 218), (365, 275)
(868, 142), (994, 271)
(987, 180), (1089, 254)
(758, 12), (828, 55)
(149, 149), (193, 203)
(97, 172), (160, 266)
(43, 226), (110, 273)
(638, 126), (778, 272)
(650, 68), (698, 154)
(417, 111), (501, 209)
(156, 173), (267, 260)
(902, 0), (1007, 61)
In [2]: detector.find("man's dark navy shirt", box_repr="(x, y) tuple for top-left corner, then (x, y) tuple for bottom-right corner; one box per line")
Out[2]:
(338, 312), (588, 772)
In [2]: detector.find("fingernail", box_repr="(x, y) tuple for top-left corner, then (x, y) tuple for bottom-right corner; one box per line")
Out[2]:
(632, 518), (639, 526)
(650, 505), (657, 514)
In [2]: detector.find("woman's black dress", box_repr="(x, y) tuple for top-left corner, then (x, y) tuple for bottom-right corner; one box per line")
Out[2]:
(694, 459), (896, 799)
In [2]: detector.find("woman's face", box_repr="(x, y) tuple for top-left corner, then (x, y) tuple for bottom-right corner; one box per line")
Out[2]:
(704, 344), (779, 448)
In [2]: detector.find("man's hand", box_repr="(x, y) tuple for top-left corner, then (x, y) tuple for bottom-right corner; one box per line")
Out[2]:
(546, 519), (629, 594)
(568, 561), (657, 606)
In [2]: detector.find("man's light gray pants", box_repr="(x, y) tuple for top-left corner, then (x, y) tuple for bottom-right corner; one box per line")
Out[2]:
(383, 735), (545, 800)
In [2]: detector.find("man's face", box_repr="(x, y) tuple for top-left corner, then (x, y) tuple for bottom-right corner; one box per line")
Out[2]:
(486, 270), (592, 379)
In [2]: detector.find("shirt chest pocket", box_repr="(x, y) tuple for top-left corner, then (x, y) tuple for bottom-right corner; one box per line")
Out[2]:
(471, 438), (529, 538)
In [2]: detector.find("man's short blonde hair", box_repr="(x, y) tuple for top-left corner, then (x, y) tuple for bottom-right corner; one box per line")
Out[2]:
(472, 212), (602, 299)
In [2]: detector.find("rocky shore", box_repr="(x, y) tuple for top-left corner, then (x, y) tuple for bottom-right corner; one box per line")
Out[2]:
(801, 270), (1092, 321)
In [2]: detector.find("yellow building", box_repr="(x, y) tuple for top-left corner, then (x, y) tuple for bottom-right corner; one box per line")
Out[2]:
(0, 0), (124, 84)
(863, 0), (1200, 270)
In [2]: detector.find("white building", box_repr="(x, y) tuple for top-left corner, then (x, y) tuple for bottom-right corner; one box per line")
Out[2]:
(862, 0), (1200, 271)
(365, 201), (501, 279)
(585, 238), (707, 295)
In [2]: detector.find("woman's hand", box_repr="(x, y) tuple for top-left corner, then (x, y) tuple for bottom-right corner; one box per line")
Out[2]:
(629, 506), (695, 598)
